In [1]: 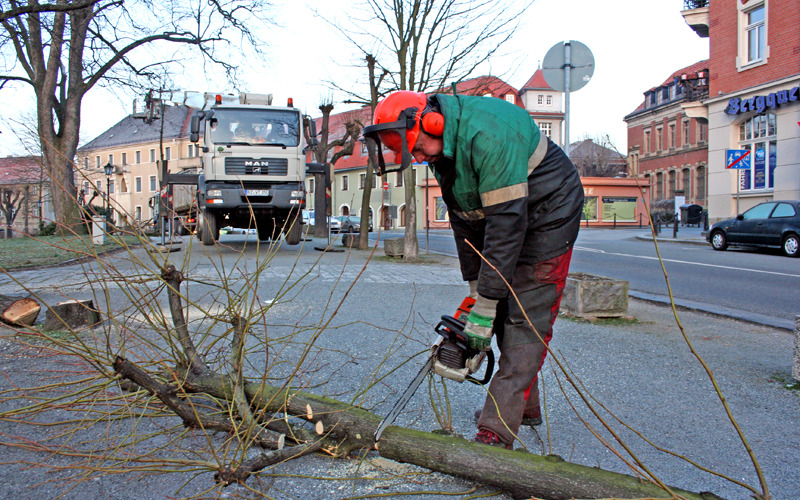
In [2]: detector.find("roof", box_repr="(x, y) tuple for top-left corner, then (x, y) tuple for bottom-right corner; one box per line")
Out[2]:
(567, 139), (626, 161)
(624, 59), (709, 118)
(0, 156), (46, 186)
(79, 104), (193, 151)
(520, 69), (554, 91)
(436, 75), (521, 105)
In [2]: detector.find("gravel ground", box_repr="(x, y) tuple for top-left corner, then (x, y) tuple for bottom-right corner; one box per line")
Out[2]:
(0, 236), (797, 499)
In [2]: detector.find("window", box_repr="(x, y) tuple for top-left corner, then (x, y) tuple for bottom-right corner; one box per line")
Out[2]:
(149, 175), (157, 192)
(396, 171), (403, 187)
(644, 130), (651, 154)
(682, 168), (691, 197)
(668, 170), (676, 198)
(135, 177), (142, 193)
(682, 120), (691, 146)
(341, 175), (349, 191)
(581, 197), (598, 221)
(546, 95), (553, 106)
(109, 180), (115, 194)
(656, 128), (663, 151)
(537, 95), (543, 105)
(359, 173), (366, 190)
(696, 166), (706, 201)
(699, 122), (707, 142)
(188, 144), (193, 158)
(505, 94), (515, 104)
(656, 172), (664, 199)
(308, 178), (314, 193)
(135, 206), (142, 222)
(538, 122), (552, 138)
(772, 203), (796, 218)
(135, 150), (141, 164)
(96, 156), (101, 168)
(121, 152), (127, 165)
(669, 123), (676, 148)
(108, 154), (113, 165)
(149, 149), (156, 162)
(737, 114), (777, 192)
(96, 180), (102, 191)
(435, 197), (448, 221)
(165, 147), (171, 160)
(745, 5), (765, 63)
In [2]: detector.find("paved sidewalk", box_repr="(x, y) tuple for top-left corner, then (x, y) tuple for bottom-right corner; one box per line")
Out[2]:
(0, 236), (797, 499)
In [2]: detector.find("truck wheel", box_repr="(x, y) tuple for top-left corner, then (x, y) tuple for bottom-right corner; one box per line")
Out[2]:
(284, 218), (303, 245)
(199, 209), (219, 246)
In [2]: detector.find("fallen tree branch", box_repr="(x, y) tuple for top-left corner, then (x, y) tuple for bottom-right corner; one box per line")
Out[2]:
(183, 368), (723, 500)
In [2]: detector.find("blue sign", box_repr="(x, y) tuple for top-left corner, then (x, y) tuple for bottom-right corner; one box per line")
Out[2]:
(726, 149), (751, 169)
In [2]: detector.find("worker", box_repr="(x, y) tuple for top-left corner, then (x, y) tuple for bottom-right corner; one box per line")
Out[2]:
(362, 91), (584, 449)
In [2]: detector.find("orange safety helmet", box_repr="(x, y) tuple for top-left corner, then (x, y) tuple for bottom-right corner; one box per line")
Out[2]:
(362, 91), (443, 175)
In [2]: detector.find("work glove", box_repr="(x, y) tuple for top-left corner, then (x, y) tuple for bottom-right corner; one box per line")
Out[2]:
(464, 295), (498, 351)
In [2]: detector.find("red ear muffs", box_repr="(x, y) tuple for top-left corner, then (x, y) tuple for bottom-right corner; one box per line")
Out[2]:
(420, 109), (444, 137)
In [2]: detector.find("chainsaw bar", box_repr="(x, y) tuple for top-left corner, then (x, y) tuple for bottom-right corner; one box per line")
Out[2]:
(373, 351), (436, 442)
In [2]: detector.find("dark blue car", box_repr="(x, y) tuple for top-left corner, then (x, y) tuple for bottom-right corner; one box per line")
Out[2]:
(707, 200), (800, 257)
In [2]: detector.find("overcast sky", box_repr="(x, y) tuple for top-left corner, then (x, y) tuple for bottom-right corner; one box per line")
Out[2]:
(0, 0), (708, 157)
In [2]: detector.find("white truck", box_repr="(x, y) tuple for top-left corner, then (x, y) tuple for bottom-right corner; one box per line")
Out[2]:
(185, 92), (311, 245)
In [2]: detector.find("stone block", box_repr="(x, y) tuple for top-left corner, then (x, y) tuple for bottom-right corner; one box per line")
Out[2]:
(560, 273), (628, 319)
(341, 233), (360, 248)
(384, 238), (404, 258)
(793, 315), (800, 382)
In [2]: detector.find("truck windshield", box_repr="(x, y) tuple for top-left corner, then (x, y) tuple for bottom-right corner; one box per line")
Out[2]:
(208, 109), (300, 147)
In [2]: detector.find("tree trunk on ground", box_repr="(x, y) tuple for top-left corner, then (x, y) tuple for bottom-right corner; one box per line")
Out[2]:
(44, 299), (101, 330)
(174, 367), (721, 500)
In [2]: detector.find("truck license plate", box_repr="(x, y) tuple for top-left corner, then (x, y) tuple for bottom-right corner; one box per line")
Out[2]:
(246, 189), (270, 196)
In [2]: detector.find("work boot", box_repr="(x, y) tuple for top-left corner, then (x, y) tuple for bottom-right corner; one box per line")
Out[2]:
(474, 408), (543, 426)
(473, 429), (512, 450)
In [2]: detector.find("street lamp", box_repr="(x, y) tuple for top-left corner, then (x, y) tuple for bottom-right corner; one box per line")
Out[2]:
(103, 162), (113, 224)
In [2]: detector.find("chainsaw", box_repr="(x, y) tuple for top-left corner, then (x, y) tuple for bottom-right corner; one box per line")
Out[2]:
(373, 297), (496, 442)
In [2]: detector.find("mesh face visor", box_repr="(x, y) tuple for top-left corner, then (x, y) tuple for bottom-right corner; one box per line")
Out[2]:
(362, 110), (416, 176)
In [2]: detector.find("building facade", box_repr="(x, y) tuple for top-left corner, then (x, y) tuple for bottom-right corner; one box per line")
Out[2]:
(76, 105), (200, 228)
(682, 0), (800, 221)
(0, 156), (53, 236)
(624, 60), (710, 207)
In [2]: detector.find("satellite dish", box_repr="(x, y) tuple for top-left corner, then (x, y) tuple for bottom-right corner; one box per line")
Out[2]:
(542, 40), (595, 92)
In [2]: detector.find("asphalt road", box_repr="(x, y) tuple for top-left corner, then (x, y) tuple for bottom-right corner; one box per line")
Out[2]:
(374, 227), (800, 331)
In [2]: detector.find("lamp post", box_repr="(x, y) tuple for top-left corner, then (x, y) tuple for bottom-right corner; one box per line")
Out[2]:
(103, 162), (113, 224)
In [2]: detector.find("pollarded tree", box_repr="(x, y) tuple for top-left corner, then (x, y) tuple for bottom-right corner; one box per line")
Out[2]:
(0, 0), (273, 235)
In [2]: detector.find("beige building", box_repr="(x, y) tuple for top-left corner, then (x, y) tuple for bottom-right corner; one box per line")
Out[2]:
(76, 105), (200, 228)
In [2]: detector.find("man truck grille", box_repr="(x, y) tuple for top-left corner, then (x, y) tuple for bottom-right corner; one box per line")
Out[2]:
(225, 158), (289, 176)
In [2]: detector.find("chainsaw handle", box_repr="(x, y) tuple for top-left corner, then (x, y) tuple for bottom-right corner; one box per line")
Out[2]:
(466, 349), (494, 385)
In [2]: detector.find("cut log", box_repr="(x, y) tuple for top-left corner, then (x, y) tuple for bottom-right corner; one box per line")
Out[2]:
(44, 299), (102, 330)
(0, 295), (41, 326)
(180, 368), (722, 500)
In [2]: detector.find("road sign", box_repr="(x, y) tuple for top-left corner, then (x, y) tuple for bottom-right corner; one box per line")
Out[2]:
(541, 40), (595, 93)
(726, 149), (751, 169)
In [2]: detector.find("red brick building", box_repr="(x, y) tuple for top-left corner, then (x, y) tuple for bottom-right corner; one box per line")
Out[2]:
(624, 60), (710, 207)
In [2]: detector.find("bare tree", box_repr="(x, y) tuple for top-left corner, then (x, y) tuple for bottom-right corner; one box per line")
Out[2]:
(0, 0), (273, 235)
(333, 0), (531, 260)
(304, 104), (363, 237)
(569, 135), (628, 178)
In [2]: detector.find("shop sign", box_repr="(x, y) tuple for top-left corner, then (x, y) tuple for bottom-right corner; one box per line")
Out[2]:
(724, 85), (799, 115)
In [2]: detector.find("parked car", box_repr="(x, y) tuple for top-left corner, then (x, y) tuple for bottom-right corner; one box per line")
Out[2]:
(303, 211), (342, 232)
(707, 200), (800, 257)
(334, 215), (373, 232)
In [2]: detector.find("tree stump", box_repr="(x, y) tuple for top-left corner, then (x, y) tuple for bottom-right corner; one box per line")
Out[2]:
(0, 295), (41, 326)
(44, 299), (102, 330)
